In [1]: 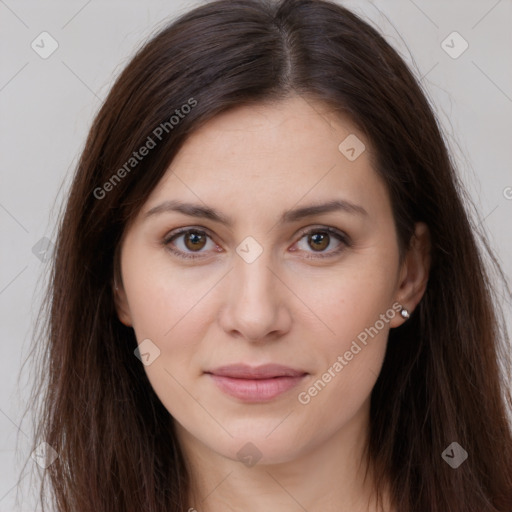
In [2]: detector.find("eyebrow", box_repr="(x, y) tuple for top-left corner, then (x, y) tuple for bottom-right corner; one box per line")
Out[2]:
(144, 198), (368, 226)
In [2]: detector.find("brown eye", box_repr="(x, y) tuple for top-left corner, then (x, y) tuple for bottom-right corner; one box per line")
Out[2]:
(294, 227), (350, 259)
(164, 228), (218, 260)
(308, 232), (330, 251)
(183, 231), (207, 251)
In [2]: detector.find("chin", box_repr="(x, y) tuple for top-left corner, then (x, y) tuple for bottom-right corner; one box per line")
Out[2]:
(209, 424), (309, 466)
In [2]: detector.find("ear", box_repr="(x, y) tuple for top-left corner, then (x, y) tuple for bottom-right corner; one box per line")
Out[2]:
(390, 222), (431, 327)
(113, 279), (133, 327)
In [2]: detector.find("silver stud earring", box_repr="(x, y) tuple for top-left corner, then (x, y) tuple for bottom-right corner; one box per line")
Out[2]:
(400, 307), (410, 319)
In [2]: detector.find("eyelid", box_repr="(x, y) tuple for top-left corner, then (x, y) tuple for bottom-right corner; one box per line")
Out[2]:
(163, 225), (216, 243)
(295, 225), (351, 245)
(162, 224), (351, 260)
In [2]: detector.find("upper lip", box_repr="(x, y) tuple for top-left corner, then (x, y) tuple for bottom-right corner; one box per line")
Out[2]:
(206, 364), (307, 379)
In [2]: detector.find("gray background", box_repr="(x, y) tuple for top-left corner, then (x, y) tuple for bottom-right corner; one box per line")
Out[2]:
(1, 0), (511, 509)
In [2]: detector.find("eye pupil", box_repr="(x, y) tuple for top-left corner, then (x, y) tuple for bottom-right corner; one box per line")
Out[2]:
(185, 231), (206, 251)
(309, 232), (329, 251)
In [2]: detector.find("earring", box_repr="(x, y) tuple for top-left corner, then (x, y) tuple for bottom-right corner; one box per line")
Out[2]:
(400, 307), (410, 319)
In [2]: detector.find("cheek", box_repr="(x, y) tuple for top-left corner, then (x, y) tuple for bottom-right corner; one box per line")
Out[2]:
(290, 254), (397, 413)
(290, 252), (398, 350)
(122, 262), (214, 419)
(122, 237), (219, 340)
(121, 245), (226, 396)
(295, 276), (393, 434)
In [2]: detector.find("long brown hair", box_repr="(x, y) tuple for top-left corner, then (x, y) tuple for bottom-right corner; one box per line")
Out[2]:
(28, 0), (512, 510)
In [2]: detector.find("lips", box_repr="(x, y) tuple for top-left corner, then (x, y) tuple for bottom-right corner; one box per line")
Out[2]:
(207, 363), (306, 379)
(205, 364), (308, 402)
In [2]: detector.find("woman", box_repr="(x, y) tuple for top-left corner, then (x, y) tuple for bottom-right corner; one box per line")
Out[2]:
(30, 0), (512, 510)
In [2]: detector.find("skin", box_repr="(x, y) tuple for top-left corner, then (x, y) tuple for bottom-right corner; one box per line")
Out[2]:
(114, 95), (430, 512)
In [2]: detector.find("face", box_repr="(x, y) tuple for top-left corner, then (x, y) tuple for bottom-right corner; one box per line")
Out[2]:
(115, 95), (426, 466)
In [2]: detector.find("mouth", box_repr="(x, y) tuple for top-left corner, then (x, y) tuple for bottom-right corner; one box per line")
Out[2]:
(205, 364), (308, 402)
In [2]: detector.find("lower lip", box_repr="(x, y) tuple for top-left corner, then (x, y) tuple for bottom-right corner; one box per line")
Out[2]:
(208, 374), (306, 402)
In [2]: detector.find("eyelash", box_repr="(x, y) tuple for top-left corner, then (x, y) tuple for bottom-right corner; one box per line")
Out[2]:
(162, 226), (351, 261)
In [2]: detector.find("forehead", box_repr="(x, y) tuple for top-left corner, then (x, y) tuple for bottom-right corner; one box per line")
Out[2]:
(172, 95), (364, 174)
(140, 95), (391, 224)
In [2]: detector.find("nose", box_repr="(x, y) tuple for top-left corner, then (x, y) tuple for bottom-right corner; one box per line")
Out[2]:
(217, 250), (293, 343)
